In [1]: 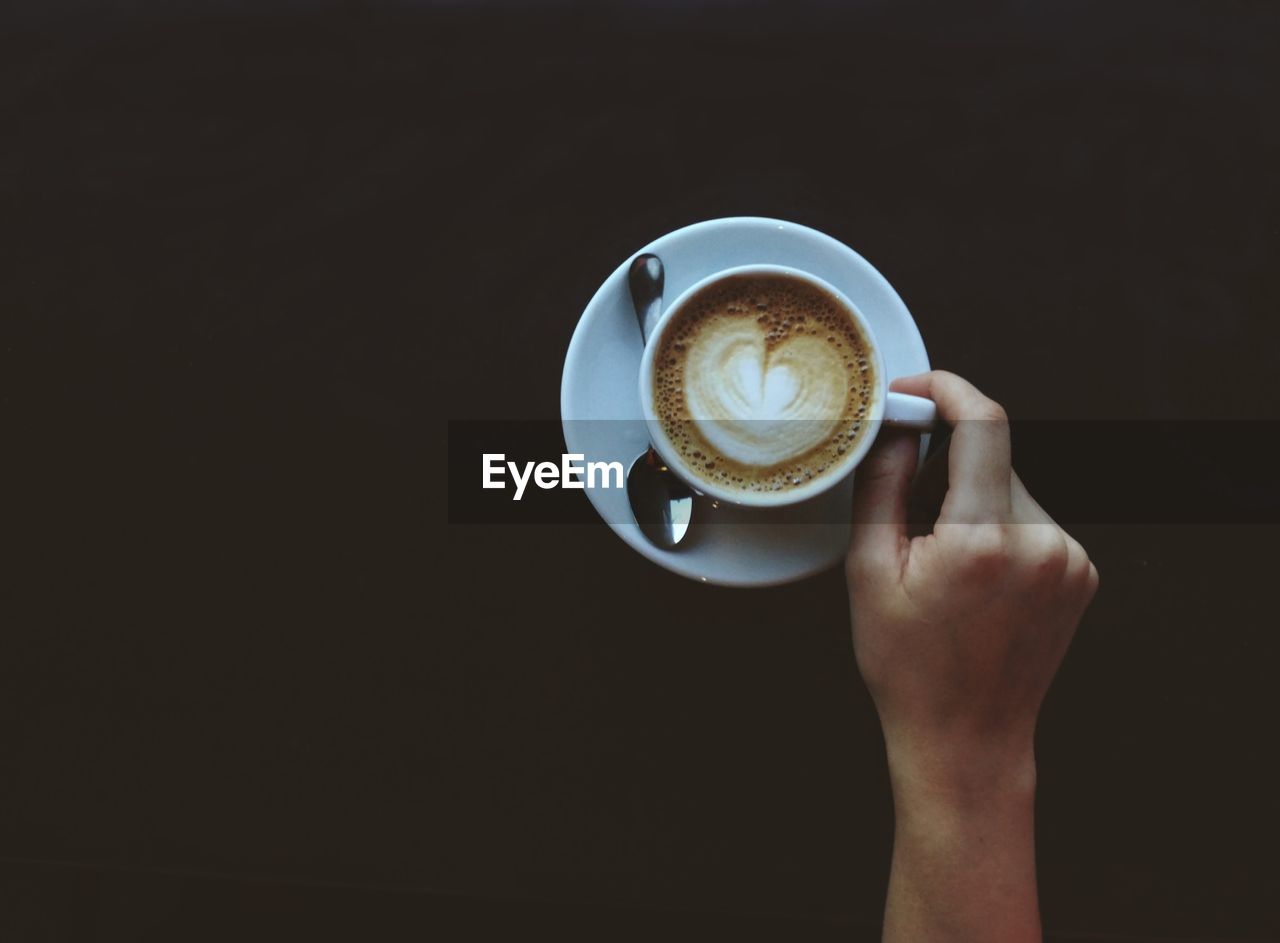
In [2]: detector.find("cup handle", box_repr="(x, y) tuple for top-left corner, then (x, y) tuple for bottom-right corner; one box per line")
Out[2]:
(884, 391), (937, 430)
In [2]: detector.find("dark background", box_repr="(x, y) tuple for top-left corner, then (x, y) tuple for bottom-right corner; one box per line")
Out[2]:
(3, 1), (1278, 940)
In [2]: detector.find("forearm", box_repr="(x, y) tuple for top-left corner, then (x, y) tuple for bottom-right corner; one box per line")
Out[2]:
(881, 740), (1041, 943)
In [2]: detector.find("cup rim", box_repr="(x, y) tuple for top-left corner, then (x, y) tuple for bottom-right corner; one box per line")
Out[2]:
(638, 263), (889, 508)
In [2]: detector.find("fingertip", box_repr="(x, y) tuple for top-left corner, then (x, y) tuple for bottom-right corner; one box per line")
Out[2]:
(888, 371), (934, 396)
(850, 429), (919, 527)
(848, 433), (915, 576)
(861, 428), (920, 474)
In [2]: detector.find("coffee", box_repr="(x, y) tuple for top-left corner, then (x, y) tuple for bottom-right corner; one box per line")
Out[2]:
(651, 273), (878, 496)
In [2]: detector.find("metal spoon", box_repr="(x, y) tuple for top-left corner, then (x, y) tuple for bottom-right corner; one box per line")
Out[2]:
(627, 253), (694, 548)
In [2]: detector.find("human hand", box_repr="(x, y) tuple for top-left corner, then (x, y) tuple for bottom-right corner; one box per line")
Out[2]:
(846, 371), (1098, 943)
(847, 370), (1097, 782)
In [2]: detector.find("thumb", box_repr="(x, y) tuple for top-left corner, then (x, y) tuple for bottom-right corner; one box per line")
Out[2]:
(847, 431), (919, 579)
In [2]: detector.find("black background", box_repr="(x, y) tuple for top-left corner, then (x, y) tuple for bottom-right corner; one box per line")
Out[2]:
(3, 1), (1279, 940)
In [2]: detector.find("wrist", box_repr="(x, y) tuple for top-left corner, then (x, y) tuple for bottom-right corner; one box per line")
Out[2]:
(883, 728), (1037, 825)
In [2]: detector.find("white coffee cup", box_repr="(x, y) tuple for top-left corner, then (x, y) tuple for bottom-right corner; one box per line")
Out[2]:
(638, 263), (936, 508)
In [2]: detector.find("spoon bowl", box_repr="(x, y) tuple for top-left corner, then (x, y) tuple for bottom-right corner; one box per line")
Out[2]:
(628, 447), (694, 548)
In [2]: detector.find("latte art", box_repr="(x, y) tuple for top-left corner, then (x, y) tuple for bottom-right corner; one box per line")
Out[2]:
(652, 273), (877, 495)
(684, 321), (847, 466)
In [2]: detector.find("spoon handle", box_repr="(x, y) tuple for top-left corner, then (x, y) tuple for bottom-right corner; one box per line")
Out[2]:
(628, 253), (665, 343)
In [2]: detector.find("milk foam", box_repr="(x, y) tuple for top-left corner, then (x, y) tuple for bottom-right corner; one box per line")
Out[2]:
(652, 274), (877, 495)
(683, 320), (847, 466)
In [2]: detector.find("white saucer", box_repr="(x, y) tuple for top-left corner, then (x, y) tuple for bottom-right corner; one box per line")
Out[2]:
(560, 217), (931, 587)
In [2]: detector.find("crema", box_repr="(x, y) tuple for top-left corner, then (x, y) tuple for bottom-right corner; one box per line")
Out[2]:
(651, 274), (877, 495)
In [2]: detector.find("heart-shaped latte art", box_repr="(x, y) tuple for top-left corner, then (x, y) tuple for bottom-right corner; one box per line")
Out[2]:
(683, 320), (849, 467)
